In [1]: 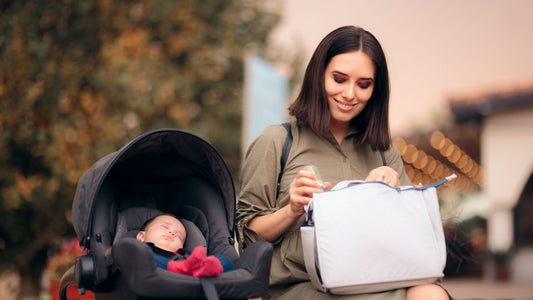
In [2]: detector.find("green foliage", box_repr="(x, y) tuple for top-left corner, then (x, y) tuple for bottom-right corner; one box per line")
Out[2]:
(0, 0), (281, 281)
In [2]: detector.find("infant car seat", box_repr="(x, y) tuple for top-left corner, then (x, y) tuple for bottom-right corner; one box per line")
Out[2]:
(59, 129), (273, 299)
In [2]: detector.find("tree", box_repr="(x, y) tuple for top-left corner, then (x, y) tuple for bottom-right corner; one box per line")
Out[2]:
(0, 0), (282, 297)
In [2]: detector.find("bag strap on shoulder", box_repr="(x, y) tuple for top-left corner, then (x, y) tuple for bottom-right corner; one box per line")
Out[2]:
(276, 122), (292, 198)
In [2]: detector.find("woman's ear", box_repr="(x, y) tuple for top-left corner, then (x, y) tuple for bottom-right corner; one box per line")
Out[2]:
(136, 231), (145, 242)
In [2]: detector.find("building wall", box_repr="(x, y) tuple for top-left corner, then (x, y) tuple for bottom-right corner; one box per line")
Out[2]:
(482, 106), (533, 252)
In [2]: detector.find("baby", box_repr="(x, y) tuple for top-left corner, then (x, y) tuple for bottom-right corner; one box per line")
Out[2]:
(136, 213), (233, 277)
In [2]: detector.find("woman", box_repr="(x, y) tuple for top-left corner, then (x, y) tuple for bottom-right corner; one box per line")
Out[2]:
(237, 26), (450, 299)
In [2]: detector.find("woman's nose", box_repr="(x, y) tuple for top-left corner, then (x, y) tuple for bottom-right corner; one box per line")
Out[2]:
(342, 84), (355, 100)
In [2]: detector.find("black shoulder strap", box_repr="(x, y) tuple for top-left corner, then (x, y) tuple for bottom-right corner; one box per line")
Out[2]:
(280, 122), (293, 172)
(380, 151), (386, 166)
(276, 122), (293, 198)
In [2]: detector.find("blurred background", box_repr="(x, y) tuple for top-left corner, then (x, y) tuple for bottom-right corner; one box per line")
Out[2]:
(1, 0), (532, 299)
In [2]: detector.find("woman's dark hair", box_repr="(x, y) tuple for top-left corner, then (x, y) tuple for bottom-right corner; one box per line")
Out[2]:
(288, 25), (391, 151)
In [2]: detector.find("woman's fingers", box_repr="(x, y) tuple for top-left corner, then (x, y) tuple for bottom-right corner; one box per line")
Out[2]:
(365, 166), (400, 187)
(288, 170), (326, 216)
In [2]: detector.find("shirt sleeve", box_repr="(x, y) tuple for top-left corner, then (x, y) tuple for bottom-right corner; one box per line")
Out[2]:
(236, 124), (288, 253)
(384, 144), (412, 186)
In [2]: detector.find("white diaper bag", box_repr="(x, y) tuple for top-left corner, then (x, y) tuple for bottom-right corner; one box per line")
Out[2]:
(300, 176), (453, 295)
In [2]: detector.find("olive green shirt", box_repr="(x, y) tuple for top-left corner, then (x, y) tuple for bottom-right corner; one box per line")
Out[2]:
(236, 121), (411, 297)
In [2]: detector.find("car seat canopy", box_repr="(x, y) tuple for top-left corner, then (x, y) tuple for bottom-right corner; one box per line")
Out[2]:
(72, 129), (235, 248)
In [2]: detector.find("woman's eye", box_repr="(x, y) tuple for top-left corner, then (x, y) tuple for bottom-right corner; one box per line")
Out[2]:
(358, 82), (372, 89)
(333, 75), (345, 84)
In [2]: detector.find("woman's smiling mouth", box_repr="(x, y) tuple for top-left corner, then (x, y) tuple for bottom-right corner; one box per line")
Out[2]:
(335, 99), (355, 112)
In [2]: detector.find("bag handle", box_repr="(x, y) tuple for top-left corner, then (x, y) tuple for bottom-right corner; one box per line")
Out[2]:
(301, 225), (328, 293)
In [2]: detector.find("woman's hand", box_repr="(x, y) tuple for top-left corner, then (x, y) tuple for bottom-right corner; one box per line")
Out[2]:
(365, 166), (400, 187)
(247, 168), (331, 243)
(288, 169), (331, 217)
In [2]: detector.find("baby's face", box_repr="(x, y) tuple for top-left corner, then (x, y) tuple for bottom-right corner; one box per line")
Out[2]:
(137, 215), (186, 252)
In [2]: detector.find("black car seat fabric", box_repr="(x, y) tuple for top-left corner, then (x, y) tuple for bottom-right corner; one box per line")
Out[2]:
(111, 237), (272, 300)
(161, 176), (237, 259)
(62, 129), (273, 300)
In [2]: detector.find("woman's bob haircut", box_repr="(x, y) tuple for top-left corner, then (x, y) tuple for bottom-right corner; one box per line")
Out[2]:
(288, 25), (391, 151)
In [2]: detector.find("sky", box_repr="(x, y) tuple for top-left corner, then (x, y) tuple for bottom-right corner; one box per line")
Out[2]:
(269, 0), (533, 136)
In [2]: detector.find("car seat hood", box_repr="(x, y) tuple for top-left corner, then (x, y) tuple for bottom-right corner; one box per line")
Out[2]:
(72, 129), (235, 248)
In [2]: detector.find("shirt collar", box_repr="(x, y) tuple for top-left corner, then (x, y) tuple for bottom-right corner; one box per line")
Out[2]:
(325, 125), (359, 144)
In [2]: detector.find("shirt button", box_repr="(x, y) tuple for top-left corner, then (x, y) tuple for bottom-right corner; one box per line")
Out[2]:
(343, 157), (347, 163)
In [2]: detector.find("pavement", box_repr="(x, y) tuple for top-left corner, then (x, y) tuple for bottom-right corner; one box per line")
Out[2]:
(441, 278), (533, 300)
(3, 271), (533, 300)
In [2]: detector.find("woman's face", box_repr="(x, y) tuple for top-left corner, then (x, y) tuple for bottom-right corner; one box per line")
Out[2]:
(324, 50), (376, 130)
